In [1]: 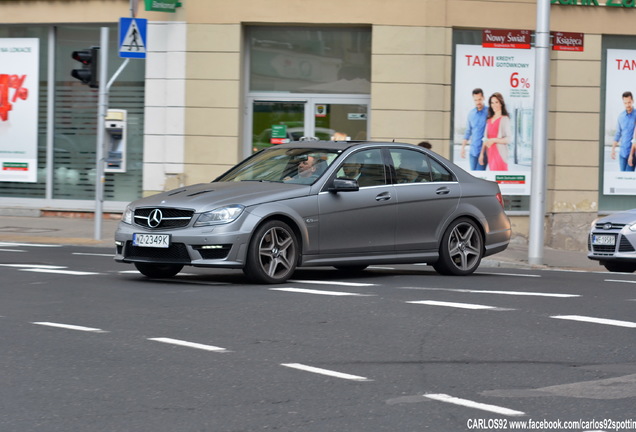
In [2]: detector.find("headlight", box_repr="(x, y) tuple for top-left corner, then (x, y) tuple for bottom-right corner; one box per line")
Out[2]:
(194, 205), (245, 227)
(629, 222), (636, 232)
(122, 206), (133, 224)
(590, 218), (599, 230)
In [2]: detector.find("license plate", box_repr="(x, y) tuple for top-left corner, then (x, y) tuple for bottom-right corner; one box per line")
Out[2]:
(592, 234), (615, 246)
(133, 233), (170, 248)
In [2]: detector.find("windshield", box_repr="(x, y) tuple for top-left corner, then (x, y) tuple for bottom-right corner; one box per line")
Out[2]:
(216, 147), (343, 185)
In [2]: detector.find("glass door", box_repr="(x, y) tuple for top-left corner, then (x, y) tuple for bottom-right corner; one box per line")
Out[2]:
(312, 102), (368, 141)
(247, 97), (370, 155)
(250, 100), (307, 153)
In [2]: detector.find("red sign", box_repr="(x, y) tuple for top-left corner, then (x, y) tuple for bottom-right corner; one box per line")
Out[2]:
(482, 29), (532, 49)
(0, 74), (29, 122)
(551, 32), (584, 52)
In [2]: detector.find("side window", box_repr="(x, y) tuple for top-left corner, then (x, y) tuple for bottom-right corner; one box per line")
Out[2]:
(389, 149), (432, 184)
(337, 149), (386, 187)
(429, 158), (454, 182)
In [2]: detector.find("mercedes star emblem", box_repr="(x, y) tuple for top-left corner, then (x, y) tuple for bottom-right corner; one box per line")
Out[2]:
(148, 209), (163, 228)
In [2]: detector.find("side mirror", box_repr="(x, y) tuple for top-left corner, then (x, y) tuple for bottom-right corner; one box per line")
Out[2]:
(329, 177), (359, 192)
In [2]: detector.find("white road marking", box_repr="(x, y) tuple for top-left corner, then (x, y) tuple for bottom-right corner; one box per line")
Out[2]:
(72, 252), (114, 257)
(401, 287), (578, 298)
(32, 322), (107, 333)
(406, 300), (505, 310)
(21, 268), (100, 276)
(424, 393), (525, 416)
(118, 270), (199, 277)
(281, 363), (371, 381)
(368, 266), (396, 270)
(477, 271), (541, 278)
(0, 264), (66, 269)
(148, 337), (229, 352)
(289, 279), (376, 287)
(0, 249), (26, 253)
(0, 242), (62, 248)
(551, 315), (636, 328)
(605, 279), (636, 284)
(270, 287), (373, 296)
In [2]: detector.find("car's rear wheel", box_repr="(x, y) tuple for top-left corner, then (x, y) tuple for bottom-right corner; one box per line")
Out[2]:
(603, 262), (636, 273)
(433, 217), (483, 276)
(244, 220), (298, 284)
(134, 262), (183, 278)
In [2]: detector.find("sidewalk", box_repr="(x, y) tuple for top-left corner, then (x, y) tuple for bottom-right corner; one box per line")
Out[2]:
(0, 214), (118, 248)
(0, 214), (604, 272)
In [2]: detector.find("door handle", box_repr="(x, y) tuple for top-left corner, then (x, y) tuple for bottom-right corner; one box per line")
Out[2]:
(435, 187), (450, 195)
(375, 192), (392, 201)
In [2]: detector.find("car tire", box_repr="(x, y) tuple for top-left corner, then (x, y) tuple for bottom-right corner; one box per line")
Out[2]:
(433, 217), (483, 276)
(603, 262), (636, 273)
(244, 220), (298, 284)
(134, 262), (183, 278)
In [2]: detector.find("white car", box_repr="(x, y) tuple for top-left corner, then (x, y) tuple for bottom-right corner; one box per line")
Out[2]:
(588, 209), (636, 272)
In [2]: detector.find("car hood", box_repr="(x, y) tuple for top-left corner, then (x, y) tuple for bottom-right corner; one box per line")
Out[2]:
(128, 181), (311, 212)
(597, 208), (636, 225)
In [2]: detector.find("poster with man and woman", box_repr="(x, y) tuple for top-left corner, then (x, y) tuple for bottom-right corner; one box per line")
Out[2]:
(604, 49), (636, 196)
(453, 44), (536, 195)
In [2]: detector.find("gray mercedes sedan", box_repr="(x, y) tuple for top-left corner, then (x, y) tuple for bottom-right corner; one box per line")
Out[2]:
(115, 141), (511, 283)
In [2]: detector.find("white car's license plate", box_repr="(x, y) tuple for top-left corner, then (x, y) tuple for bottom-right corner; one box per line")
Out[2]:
(133, 233), (170, 248)
(592, 234), (615, 246)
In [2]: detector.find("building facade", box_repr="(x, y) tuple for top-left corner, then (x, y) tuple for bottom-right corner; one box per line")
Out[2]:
(1, 0), (635, 250)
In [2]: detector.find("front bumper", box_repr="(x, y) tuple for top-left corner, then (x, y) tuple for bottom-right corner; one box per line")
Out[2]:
(587, 230), (636, 262)
(114, 222), (253, 268)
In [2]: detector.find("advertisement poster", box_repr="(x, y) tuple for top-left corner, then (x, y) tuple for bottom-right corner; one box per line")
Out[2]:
(603, 49), (636, 195)
(0, 38), (39, 183)
(453, 44), (536, 195)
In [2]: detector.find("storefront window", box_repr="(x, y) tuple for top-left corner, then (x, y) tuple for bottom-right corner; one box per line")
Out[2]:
(248, 26), (371, 94)
(0, 25), (49, 198)
(0, 24), (145, 203)
(54, 25), (145, 202)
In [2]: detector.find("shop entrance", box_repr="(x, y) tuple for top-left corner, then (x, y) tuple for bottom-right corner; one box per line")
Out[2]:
(247, 96), (369, 155)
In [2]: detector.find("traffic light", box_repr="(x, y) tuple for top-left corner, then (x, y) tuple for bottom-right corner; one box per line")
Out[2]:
(71, 47), (99, 88)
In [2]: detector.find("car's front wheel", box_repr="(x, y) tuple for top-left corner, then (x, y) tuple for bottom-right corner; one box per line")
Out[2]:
(244, 220), (299, 284)
(433, 217), (483, 276)
(134, 262), (183, 278)
(603, 261), (636, 273)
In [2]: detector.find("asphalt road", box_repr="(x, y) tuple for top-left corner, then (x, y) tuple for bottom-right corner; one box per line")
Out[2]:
(1, 242), (635, 432)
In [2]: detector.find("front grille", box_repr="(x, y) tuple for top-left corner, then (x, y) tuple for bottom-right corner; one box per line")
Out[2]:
(134, 208), (194, 229)
(619, 235), (636, 252)
(591, 244), (616, 253)
(595, 222), (626, 230)
(124, 241), (191, 263)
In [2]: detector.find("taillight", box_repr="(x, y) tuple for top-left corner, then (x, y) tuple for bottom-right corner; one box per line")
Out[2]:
(496, 192), (505, 208)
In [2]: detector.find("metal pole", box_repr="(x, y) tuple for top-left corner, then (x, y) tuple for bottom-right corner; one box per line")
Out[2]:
(107, 58), (130, 90)
(94, 27), (109, 240)
(45, 26), (56, 201)
(528, 0), (551, 265)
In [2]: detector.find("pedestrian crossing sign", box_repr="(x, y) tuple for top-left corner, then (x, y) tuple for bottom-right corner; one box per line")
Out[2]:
(119, 17), (147, 59)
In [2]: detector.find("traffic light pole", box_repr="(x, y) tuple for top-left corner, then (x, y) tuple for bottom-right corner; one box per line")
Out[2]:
(92, 28), (131, 240)
(94, 27), (109, 241)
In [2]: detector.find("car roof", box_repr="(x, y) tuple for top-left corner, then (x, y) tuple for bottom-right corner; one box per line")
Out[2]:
(274, 140), (416, 152)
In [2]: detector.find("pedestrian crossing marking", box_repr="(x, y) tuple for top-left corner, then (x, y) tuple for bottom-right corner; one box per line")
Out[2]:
(119, 17), (147, 59)
(121, 19), (146, 53)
